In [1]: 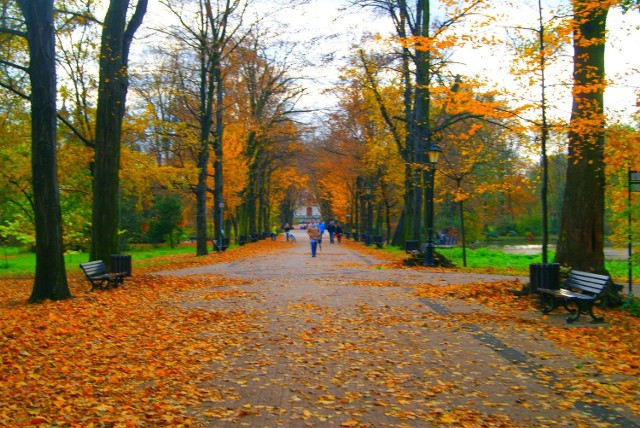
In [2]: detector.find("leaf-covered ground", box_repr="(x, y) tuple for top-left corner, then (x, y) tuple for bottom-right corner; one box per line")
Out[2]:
(0, 239), (638, 427)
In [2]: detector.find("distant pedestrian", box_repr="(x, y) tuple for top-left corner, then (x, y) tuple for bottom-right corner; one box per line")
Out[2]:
(271, 225), (278, 240)
(284, 223), (292, 241)
(335, 222), (343, 244)
(307, 219), (321, 257)
(318, 220), (326, 245)
(327, 221), (336, 244)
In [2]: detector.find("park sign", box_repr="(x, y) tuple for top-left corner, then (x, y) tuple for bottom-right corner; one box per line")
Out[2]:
(631, 171), (640, 192)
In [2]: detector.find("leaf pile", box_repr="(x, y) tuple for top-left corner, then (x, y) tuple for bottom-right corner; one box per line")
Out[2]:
(0, 243), (275, 426)
(413, 279), (640, 415)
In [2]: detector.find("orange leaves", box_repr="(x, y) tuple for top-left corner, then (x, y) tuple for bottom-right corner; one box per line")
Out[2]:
(2, 239), (639, 426)
(412, 277), (640, 416)
(414, 279), (534, 312)
(0, 257), (260, 425)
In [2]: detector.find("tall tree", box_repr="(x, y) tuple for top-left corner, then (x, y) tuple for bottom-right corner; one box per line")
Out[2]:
(90, 0), (147, 265)
(554, 0), (608, 272)
(229, 32), (304, 236)
(15, 0), (71, 301)
(162, 0), (248, 255)
(351, 0), (490, 248)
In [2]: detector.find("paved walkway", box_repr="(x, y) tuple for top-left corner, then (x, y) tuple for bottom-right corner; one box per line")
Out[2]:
(159, 230), (639, 427)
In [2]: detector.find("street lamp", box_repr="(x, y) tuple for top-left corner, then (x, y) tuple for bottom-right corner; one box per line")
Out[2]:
(424, 142), (442, 266)
(364, 184), (372, 246)
(218, 199), (225, 252)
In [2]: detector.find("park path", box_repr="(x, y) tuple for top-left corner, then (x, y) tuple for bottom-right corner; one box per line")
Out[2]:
(158, 230), (639, 427)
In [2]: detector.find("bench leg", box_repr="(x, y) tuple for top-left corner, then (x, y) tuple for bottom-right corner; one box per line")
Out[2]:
(579, 301), (604, 323)
(566, 300), (604, 324)
(565, 302), (582, 323)
(540, 293), (558, 315)
(587, 305), (604, 323)
(560, 299), (577, 315)
(91, 279), (107, 291)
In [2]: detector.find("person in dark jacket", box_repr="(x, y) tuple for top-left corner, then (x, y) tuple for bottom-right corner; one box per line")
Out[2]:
(327, 220), (336, 244)
(335, 222), (343, 244)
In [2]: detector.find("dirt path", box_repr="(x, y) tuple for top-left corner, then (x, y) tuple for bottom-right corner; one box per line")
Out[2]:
(158, 230), (639, 427)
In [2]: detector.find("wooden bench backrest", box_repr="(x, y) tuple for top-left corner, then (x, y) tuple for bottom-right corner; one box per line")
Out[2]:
(565, 270), (609, 296)
(80, 260), (107, 277)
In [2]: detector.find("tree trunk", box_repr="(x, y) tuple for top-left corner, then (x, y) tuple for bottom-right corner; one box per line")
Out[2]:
(91, 0), (147, 266)
(414, 2), (430, 243)
(18, 0), (71, 301)
(554, 1), (608, 273)
(213, 60), (225, 246)
(195, 140), (209, 255)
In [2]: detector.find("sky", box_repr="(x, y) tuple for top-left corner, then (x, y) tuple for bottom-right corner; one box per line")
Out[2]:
(138, 0), (640, 124)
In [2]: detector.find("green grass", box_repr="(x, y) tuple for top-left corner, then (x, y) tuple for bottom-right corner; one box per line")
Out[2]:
(437, 247), (638, 284)
(438, 247), (542, 273)
(0, 244), (202, 278)
(385, 245), (638, 284)
(1, 243), (637, 285)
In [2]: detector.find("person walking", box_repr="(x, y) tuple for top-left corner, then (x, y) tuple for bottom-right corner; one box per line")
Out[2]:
(271, 224), (278, 241)
(318, 220), (326, 246)
(335, 222), (343, 244)
(327, 221), (336, 244)
(306, 219), (321, 257)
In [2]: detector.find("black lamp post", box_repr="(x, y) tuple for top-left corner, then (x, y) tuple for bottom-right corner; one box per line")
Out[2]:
(424, 143), (442, 266)
(364, 184), (372, 246)
(218, 199), (225, 252)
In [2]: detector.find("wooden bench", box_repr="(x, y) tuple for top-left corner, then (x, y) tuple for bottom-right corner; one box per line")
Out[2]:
(538, 270), (609, 323)
(80, 260), (126, 291)
(212, 237), (229, 251)
(405, 240), (420, 254)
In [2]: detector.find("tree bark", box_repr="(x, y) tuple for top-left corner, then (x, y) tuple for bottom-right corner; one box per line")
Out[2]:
(213, 58), (225, 248)
(555, 1), (608, 273)
(18, 0), (71, 301)
(91, 0), (147, 266)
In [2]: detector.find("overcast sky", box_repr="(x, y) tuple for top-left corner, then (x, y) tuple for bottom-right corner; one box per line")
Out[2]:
(138, 0), (640, 123)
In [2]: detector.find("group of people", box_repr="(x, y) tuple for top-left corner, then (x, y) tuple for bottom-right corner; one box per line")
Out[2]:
(270, 219), (344, 257)
(306, 219), (343, 257)
(271, 223), (295, 241)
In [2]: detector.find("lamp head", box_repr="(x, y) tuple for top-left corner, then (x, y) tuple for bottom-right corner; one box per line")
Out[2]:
(427, 143), (442, 165)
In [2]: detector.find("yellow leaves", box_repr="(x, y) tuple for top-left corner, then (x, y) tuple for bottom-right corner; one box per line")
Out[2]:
(203, 290), (249, 300)
(439, 413), (458, 423)
(317, 394), (336, 405)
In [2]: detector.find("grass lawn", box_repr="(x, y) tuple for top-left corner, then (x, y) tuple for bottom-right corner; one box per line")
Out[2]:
(0, 243), (209, 278)
(1, 242), (637, 285)
(382, 244), (637, 284)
